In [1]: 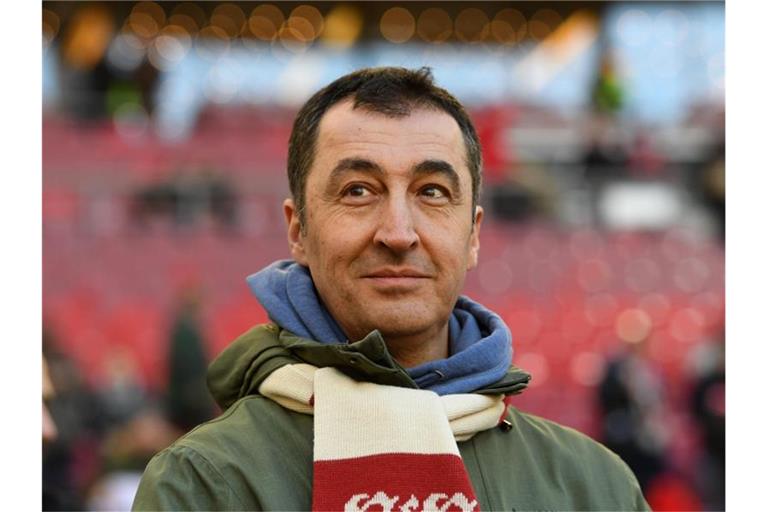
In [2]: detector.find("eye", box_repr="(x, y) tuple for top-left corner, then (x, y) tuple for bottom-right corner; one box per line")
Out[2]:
(340, 183), (377, 205)
(419, 185), (449, 201)
(344, 184), (372, 198)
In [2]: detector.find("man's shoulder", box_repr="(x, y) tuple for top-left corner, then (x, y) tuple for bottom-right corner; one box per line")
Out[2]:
(165, 393), (312, 464)
(468, 406), (649, 511)
(133, 397), (314, 510)
(506, 406), (629, 469)
(503, 406), (648, 504)
(507, 406), (606, 448)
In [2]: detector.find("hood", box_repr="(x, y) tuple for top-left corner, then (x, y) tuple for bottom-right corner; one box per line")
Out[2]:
(246, 260), (514, 395)
(207, 324), (531, 411)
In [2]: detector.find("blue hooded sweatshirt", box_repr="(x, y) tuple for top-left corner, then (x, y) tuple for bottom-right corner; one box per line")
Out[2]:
(247, 260), (513, 395)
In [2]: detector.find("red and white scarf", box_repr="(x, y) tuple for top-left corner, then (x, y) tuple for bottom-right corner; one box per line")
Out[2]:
(259, 364), (506, 512)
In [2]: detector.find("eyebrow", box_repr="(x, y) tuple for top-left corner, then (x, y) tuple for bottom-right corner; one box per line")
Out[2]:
(413, 159), (461, 196)
(327, 157), (462, 196)
(329, 157), (384, 181)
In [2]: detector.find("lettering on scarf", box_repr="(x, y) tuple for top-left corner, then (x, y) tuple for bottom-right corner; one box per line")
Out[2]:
(344, 491), (478, 512)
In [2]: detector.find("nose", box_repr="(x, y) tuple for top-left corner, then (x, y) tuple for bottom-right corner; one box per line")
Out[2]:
(373, 195), (420, 252)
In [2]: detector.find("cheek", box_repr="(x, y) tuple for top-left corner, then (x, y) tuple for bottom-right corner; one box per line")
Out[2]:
(303, 224), (366, 277)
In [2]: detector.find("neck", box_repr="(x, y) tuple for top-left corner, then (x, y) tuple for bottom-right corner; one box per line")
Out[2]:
(380, 323), (450, 368)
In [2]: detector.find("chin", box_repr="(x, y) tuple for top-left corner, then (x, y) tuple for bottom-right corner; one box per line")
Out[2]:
(360, 305), (445, 338)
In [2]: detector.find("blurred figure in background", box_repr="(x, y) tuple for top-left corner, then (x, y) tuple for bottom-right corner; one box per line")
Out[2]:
(583, 51), (629, 227)
(596, 321), (704, 511)
(164, 286), (216, 431)
(591, 50), (625, 116)
(597, 327), (669, 491)
(687, 333), (725, 511)
(85, 408), (179, 511)
(697, 141), (725, 243)
(130, 169), (239, 232)
(43, 331), (109, 511)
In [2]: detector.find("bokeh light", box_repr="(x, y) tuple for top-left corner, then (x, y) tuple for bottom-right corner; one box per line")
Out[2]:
(322, 4), (363, 48)
(577, 258), (613, 293)
(278, 17), (314, 52)
(204, 60), (242, 104)
(690, 291), (724, 329)
(106, 33), (146, 72)
(656, 9), (689, 46)
(584, 293), (619, 327)
(148, 25), (192, 71)
(615, 308), (653, 344)
(568, 229), (605, 259)
(668, 308), (706, 343)
(290, 5), (325, 41)
(380, 7), (415, 44)
(527, 260), (558, 293)
(127, 11), (160, 40)
(210, 3), (246, 39)
(171, 2), (207, 32)
(195, 25), (231, 61)
(528, 8), (562, 41)
(477, 258), (514, 295)
(673, 257), (710, 293)
(570, 351), (605, 387)
(490, 8), (527, 45)
(616, 8), (651, 47)
(637, 293), (672, 326)
(560, 308), (594, 345)
(128, 1), (166, 40)
(523, 229), (560, 260)
(248, 4), (285, 42)
(62, 5), (115, 70)
(167, 13), (200, 36)
(454, 8), (490, 44)
(133, 1), (166, 27)
(417, 7), (452, 44)
(624, 257), (662, 292)
(118, 20), (150, 51)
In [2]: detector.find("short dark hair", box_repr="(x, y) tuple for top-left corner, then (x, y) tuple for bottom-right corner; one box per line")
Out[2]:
(287, 66), (482, 225)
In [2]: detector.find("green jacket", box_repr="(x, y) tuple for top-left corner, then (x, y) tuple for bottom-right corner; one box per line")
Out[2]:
(133, 324), (650, 511)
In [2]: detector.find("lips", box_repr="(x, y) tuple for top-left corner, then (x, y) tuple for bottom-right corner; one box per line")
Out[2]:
(361, 268), (432, 291)
(363, 268), (432, 279)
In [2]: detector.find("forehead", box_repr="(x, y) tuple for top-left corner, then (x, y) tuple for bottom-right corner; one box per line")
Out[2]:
(312, 99), (468, 179)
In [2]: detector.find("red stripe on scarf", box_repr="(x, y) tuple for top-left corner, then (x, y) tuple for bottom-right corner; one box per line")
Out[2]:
(313, 453), (479, 511)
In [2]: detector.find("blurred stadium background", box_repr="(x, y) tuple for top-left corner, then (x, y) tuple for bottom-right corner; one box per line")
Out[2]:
(42, 1), (725, 510)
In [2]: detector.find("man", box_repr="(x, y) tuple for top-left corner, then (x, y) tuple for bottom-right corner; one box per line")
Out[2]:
(133, 67), (649, 511)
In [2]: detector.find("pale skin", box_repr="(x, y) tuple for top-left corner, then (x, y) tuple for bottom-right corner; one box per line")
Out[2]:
(284, 99), (483, 368)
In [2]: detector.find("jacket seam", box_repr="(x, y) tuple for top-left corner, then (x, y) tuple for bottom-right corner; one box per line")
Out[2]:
(174, 444), (249, 510)
(469, 432), (495, 511)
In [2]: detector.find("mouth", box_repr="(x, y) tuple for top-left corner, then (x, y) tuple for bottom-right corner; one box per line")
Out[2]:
(363, 268), (432, 279)
(362, 268), (432, 289)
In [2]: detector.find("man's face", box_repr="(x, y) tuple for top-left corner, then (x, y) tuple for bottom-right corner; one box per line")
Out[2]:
(284, 99), (482, 345)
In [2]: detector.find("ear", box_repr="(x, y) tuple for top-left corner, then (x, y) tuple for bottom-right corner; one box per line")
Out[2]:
(467, 205), (483, 270)
(283, 198), (308, 265)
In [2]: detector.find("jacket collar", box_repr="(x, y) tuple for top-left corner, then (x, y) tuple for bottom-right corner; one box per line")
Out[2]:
(208, 324), (531, 411)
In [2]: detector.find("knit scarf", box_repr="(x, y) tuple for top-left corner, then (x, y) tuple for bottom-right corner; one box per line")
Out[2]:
(247, 260), (513, 395)
(260, 363), (505, 512)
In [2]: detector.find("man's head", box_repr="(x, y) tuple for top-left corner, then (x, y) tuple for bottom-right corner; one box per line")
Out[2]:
(283, 67), (484, 360)
(287, 67), (482, 227)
